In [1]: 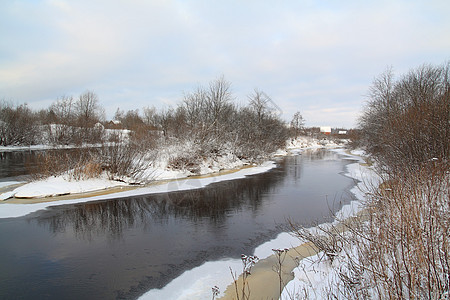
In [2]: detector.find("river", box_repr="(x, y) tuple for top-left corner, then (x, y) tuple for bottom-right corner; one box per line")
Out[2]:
(0, 149), (357, 299)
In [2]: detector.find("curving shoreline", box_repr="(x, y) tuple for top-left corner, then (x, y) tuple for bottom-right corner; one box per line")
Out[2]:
(217, 148), (370, 300)
(137, 148), (369, 300)
(0, 160), (278, 218)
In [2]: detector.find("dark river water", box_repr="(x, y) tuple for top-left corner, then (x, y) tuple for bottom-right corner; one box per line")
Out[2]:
(0, 149), (357, 299)
(0, 150), (38, 179)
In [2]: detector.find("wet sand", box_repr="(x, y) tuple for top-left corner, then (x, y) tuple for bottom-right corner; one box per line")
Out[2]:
(0, 166), (251, 204)
(218, 209), (368, 300)
(219, 241), (318, 300)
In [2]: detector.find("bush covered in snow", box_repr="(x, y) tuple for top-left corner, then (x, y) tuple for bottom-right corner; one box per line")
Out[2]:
(284, 62), (449, 299)
(358, 62), (449, 172)
(3, 77), (296, 185)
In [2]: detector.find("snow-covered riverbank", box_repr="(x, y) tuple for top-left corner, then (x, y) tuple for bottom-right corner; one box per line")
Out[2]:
(0, 142), (361, 300)
(277, 148), (377, 299)
(138, 148), (373, 300)
(0, 161), (278, 219)
(0, 136), (343, 203)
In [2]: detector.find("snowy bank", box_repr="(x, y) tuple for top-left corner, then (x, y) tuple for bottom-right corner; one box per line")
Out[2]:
(0, 136), (344, 202)
(138, 148), (371, 300)
(278, 149), (377, 300)
(0, 161), (276, 219)
(11, 175), (127, 198)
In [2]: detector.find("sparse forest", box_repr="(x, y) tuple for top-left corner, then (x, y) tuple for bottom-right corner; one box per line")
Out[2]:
(352, 62), (450, 299)
(1, 77), (298, 182)
(290, 62), (449, 299)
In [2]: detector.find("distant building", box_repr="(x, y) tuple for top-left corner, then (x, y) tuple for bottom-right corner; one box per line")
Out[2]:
(320, 126), (331, 135)
(338, 130), (347, 135)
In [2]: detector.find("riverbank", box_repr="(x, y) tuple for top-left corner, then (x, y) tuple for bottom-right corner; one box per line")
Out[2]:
(0, 159), (281, 218)
(217, 148), (374, 300)
(136, 148), (371, 300)
(0, 137), (344, 208)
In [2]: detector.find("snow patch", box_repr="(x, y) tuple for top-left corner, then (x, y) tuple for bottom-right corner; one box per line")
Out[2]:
(12, 175), (127, 199)
(0, 162), (276, 219)
(280, 149), (378, 299)
(139, 259), (243, 300)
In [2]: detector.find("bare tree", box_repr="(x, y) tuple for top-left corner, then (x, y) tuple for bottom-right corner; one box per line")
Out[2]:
(142, 106), (157, 128)
(50, 95), (76, 124)
(47, 95), (78, 145)
(248, 88), (271, 125)
(155, 107), (175, 138)
(76, 90), (103, 127)
(206, 76), (234, 135)
(179, 76), (235, 151)
(0, 101), (39, 146)
(290, 111), (305, 137)
(182, 86), (207, 135)
(358, 62), (450, 170)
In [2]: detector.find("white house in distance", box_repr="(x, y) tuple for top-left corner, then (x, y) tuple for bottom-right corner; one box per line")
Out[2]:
(320, 126), (332, 135)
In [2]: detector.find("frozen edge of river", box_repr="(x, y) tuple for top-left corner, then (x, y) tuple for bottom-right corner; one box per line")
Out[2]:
(0, 161), (277, 219)
(137, 148), (373, 300)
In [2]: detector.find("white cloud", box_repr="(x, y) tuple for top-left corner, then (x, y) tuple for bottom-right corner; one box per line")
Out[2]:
(1, 0), (449, 127)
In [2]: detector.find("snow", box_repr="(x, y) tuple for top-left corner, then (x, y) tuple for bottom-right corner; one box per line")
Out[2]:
(286, 136), (344, 150)
(139, 258), (244, 300)
(281, 252), (338, 299)
(279, 149), (378, 299)
(0, 137), (358, 299)
(0, 180), (21, 189)
(12, 175), (127, 198)
(0, 143), (106, 152)
(0, 161), (277, 218)
(253, 232), (303, 259)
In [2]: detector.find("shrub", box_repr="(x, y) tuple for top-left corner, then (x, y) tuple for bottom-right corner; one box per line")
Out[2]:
(0, 102), (40, 146)
(358, 63), (450, 171)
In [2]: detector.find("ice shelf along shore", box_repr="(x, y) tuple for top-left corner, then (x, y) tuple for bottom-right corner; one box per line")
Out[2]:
(0, 137), (344, 217)
(138, 148), (375, 300)
(0, 161), (277, 219)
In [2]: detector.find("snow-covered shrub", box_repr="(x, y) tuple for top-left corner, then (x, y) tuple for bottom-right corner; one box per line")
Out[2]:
(287, 158), (449, 299)
(30, 143), (155, 183)
(358, 62), (449, 171)
(0, 102), (40, 146)
(100, 142), (155, 183)
(291, 223), (344, 264)
(29, 148), (102, 180)
(354, 161), (450, 299)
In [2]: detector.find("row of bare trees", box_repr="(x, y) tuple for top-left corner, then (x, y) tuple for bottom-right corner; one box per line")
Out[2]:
(0, 90), (105, 146)
(1, 78), (304, 167)
(46, 91), (105, 145)
(358, 62), (449, 171)
(316, 62), (450, 299)
(161, 79), (290, 159)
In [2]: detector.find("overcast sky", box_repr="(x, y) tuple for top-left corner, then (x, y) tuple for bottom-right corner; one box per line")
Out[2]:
(1, 0), (449, 128)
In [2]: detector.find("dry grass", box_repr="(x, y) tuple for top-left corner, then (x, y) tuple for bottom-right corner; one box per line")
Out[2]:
(28, 143), (155, 183)
(288, 159), (449, 299)
(356, 161), (450, 299)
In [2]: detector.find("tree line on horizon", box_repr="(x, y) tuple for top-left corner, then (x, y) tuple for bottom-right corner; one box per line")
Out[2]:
(0, 77), (310, 161)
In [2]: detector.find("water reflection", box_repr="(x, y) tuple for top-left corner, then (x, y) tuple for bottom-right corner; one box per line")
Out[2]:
(34, 168), (286, 241)
(33, 149), (345, 242)
(0, 149), (355, 300)
(0, 150), (36, 178)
